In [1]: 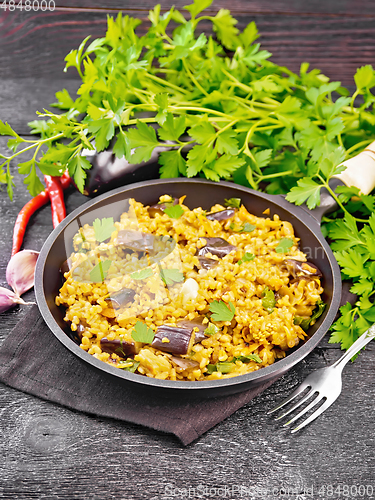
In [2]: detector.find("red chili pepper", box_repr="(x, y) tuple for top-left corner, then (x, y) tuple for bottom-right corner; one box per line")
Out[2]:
(11, 172), (71, 257)
(44, 175), (67, 229)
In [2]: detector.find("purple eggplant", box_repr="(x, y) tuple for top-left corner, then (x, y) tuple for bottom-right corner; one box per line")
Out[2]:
(151, 325), (195, 355)
(177, 316), (207, 343)
(196, 256), (219, 271)
(105, 288), (136, 308)
(284, 259), (322, 278)
(80, 144), (165, 197)
(100, 338), (136, 356)
(170, 357), (199, 370)
(116, 230), (156, 253)
(197, 237), (237, 259)
(206, 208), (236, 222)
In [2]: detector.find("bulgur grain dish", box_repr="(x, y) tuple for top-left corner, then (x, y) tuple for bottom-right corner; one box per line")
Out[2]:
(56, 195), (325, 381)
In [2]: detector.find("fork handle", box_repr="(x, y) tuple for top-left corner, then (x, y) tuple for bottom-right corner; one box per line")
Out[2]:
(331, 323), (375, 370)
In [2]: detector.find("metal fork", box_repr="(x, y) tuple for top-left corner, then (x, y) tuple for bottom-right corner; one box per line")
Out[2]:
(268, 324), (375, 432)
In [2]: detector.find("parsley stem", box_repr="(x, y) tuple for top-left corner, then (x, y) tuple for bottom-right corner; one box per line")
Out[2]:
(182, 58), (209, 97)
(254, 170), (293, 180)
(170, 105), (232, 119)
(146, 73), (189, 94)
(345, 139), (373, 157)
(2, 133), (65, 161)
(241, 118), (270, 156)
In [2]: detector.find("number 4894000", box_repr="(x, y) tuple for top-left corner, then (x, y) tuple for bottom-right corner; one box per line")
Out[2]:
(0, 0), (56, 11)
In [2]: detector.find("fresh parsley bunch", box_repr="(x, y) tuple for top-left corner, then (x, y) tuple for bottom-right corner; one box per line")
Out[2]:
(1, 1), (375, 198)
(1, 0), (375, 352)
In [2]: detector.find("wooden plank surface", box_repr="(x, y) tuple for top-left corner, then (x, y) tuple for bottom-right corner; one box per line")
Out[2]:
(1, 8), (375, 89)
(1, 1), (375, 498)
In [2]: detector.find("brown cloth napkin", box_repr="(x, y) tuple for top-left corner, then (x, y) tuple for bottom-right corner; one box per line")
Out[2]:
(0, 283), (355, 446)
(0, 306), (280, 446)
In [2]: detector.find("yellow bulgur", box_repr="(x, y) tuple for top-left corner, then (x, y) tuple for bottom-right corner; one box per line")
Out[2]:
(56, 195), (324, 381)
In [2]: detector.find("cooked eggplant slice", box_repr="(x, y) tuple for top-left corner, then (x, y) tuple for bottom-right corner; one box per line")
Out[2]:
(100, 338), (136, 356)
(197, 237), (237, 258)
(170, 357), (200, 370)
(59, 258), (72, 276)
(116, 230), (156, 253)
(151, 325), (195, 355)
(177, 316), (207, 343)
(197, 256), (219, 270)
(206, 208), (236, 222)
(105, 288), (136, 308)
(284, 259), (323, 278)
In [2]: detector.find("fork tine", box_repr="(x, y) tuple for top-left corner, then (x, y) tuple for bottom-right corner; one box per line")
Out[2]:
(275, 388), (317, 420)
(283, 393), (323, 427)
(290, 398), (336, 433)
(267, 381), (311, 415)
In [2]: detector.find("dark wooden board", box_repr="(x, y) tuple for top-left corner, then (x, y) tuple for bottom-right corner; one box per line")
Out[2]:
(4, 0), (375, 14)
(1, 8), (374, 90)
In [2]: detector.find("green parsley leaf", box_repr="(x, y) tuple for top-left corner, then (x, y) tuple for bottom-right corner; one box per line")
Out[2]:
(158, 113), (186, 142)
(224, 198), (241, 208)
(206, 362), (234, 374)
(67, 155), (92, 194)
(117, 359), (140, 373)
(234, 354), (262, 363)
(334, 249), (369, 279)
(0, 120), (18, 137)
(93, 217), (116, 243)
(160, 268), (185, 285)
(164, 204), (184, 219)
(159, 150), (187, 178)
(209, 300), (235, 322)
(204, 323), (220, 336)
(238, 252), (255, 265)
(51, 88), (75, 109)
(183, 0), (212, 19)
(275, 238), (294, 253)
(131, 321), (155, 343)
(89, 260), (112, 282)
(286, 178), (322, 209)
(130, 268), (153, 280)
(295, 301), (326, 331)
(127, 121), (159, 163)
(261, 286), (276, 313)
(230, 222), (256, 233)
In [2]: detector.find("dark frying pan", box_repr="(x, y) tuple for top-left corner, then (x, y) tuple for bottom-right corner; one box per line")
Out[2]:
(35, 178), (342, 398)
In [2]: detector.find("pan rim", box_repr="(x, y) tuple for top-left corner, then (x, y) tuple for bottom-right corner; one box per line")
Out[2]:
(35, 178), (342, 393)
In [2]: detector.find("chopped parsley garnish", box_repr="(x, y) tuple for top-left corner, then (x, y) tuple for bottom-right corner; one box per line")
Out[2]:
(117, 359), (140, 373)
(234, 354), (262, 364)
(275, 238), (294, 253)
(204, 323), (220, 336)
(89, 259), (112, 282)
(164, 204), (184, 219)
(238, 252), (255, 265)
(206, 354), (262, 374)
(224, 198), (241, 208)
(230, 222), (256, 233)
(131, 321), (155, 343)
(294, 300), (326, 331)
(209, 300), (235, 322)
(93, 217), (116, 243)
(159, 268), (184, 285)
(206, 362), (234, 374)
(130, 268), (153, 280)
(261, 286), (276, 313)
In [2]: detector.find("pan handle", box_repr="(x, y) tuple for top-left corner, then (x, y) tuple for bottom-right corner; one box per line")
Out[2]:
(333, 140), (375, 195)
